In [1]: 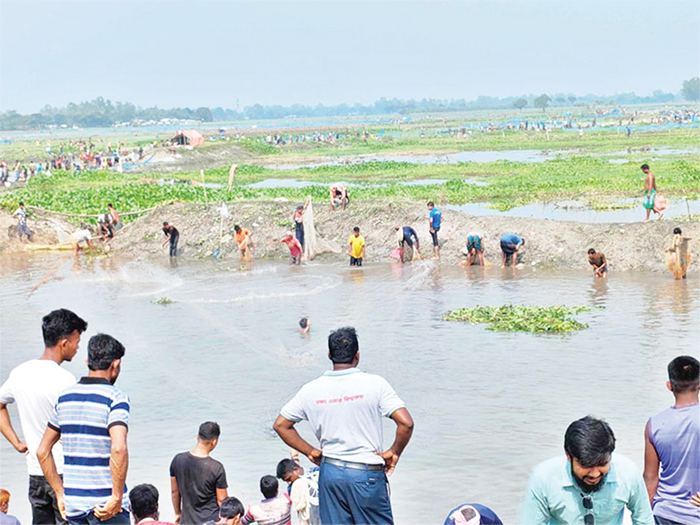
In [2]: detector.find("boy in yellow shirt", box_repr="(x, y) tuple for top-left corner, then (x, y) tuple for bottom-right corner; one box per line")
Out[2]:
(348, 227), (365, 266)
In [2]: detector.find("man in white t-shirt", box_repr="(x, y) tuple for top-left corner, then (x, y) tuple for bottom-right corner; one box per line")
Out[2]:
(273, 327), (414, 525)
(0, 309), (87, 524)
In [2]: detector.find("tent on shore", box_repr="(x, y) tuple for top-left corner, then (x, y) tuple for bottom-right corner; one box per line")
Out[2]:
(173, 129), (204, 147)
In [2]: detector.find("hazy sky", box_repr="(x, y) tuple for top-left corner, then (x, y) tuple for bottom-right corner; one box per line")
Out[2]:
(1, 0), (698, 113)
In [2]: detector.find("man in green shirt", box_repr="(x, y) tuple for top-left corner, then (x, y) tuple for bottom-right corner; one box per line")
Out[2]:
(521, 416), (653, 525)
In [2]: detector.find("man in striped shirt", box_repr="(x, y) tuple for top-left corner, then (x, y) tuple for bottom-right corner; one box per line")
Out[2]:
(37, 334), (130, 525)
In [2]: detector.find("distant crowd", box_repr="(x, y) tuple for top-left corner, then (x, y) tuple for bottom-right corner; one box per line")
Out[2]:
(0, 309), (699, 525)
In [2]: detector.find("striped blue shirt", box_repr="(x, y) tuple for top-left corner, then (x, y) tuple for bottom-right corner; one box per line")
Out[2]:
(48, 377), (130, 518)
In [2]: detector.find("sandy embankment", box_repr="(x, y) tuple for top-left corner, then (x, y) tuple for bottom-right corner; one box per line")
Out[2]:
(105, 202), (696, 272)
(2, 202), (697, 272)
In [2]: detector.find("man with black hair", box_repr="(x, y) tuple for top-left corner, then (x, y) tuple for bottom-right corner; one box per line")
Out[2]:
(299, 318), (311, 335)
(643, 356), (700, 525)
(241, 476), (291, 525)
(161, 222), (179, 257)
(37, 333), (131, 525)
(0, 308), (87, 525)
(219, 497), (245, 525)
(170, 422), (228, 525)
(588, 248), (608, 277)
(129, 484), (173, 525)
(521, 416), (653, 524)
(274, 326), (414, 525)
(276, 453), (319, 525)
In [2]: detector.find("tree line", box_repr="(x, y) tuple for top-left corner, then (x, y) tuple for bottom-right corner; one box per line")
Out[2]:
(1, 78), (697, 131)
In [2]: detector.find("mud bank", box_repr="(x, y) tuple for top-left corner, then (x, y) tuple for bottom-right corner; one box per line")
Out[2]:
(96, 201), (697, 272)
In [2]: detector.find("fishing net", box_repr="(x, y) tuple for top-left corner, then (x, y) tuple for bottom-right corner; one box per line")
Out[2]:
(302, 200), (341, 260)
(666, 237), (691, 279)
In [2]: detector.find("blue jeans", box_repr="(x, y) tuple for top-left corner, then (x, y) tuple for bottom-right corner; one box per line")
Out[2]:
(68, 510), (130, 525)
(319, 460), (393, 525)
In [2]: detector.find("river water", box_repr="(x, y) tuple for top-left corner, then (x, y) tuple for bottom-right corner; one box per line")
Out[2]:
(0, 255), (698, 524)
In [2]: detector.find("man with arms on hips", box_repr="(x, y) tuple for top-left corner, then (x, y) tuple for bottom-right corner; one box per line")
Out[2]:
(170, 422), (228, 525)
(37, 333), (130, 525)
(521, 415), (653, 525)
(273, 327), (414, 525)
(643, 355), (700, 525)
(0, 308), (87, 525)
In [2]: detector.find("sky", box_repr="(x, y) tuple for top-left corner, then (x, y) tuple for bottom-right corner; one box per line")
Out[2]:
(0, 0), (698, 113)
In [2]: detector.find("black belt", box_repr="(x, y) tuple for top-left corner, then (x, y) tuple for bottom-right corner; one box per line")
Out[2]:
(323, 457), (384, 471)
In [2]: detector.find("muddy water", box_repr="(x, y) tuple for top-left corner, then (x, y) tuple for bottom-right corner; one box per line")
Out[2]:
(0, 255), (698, 524)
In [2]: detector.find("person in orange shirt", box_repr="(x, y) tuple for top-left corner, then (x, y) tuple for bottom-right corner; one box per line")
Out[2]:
(233, 225), (253, 262)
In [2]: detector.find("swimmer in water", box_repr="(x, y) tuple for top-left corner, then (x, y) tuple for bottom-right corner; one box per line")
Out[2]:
(299, 318), (311, 334)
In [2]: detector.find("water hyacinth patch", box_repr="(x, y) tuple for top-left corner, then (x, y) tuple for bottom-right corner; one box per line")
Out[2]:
(443, 304), (592, 333)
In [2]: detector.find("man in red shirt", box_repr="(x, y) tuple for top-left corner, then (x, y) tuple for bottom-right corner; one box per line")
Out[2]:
(278, 232), (303, 266)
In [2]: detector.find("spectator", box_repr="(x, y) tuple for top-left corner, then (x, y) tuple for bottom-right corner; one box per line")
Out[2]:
(0, 309), (87, 525)
(241, 476), (291, 525)
(37, 333), (130, 525)
(520, 416), (653, 525)
(0, 490), (21, 525)
(129, 484), (174, 525)
(170, 422), (228, 525)
(274, 326), (414, 525)
(276, 454), (319, 525)
(218, 498), (245, 525)
(643, 356), (700, 525)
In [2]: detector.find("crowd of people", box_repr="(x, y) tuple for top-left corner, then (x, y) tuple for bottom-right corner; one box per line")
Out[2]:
(0, 310), (698, 525)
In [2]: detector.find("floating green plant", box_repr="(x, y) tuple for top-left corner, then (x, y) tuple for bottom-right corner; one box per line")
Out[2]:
(443, 305), (592, 333)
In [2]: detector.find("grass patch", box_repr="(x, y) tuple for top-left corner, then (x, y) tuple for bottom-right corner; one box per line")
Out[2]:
(151, 297), (175, 305)
(443, 305), (592, 333)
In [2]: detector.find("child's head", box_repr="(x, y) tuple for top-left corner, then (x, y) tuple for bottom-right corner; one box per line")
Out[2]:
(353, 226), (360, 236)
(673, 227), (682, 235)
(0, 489), (10, 513)
(299, 318), (310, 331)
(668, 355), (700, 395)
(260, 475), (278, 499)
(219, 497), (245, 525)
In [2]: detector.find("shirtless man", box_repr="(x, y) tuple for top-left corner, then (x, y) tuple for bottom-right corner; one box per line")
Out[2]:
(329, 183), (348, 212)
(587, 248), (608, 278)
(641, 164), (663, 222)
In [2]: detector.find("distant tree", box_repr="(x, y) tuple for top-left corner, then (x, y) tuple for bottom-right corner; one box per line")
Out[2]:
(681, 77), (700, 101)
(513, 98), (528, 111)
(568, 95), (576, 105)
(195, 107), (213, 122)
(533, 94), (551, 113)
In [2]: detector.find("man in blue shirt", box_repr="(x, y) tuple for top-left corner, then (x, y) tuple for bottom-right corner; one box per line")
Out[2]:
(37, 334), (130, 525)
(427, 201), (442, 260)
(521, 416), (653, 525)
(500, 233), (524, 267)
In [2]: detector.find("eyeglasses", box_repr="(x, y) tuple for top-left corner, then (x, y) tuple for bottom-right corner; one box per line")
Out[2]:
(582, 494), (594, 525)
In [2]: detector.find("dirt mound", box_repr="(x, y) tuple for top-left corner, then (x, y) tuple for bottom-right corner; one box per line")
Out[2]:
(0, 210), (77, 253)
(111, 201), (699, 272)
(132, 143), (258, 174)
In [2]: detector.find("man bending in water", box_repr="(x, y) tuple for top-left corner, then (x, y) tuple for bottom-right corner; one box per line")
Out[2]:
(394, 226), (420, 263)
(587, 248), (608, 278)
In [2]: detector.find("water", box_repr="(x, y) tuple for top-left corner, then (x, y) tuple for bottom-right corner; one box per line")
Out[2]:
(0, 255), (698, 524)
(449, 198), (700, 223)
